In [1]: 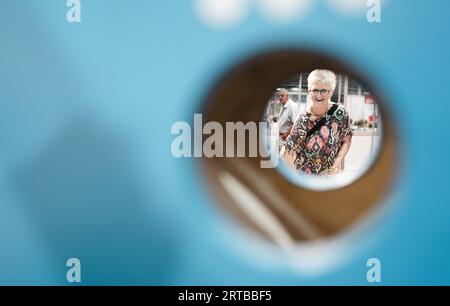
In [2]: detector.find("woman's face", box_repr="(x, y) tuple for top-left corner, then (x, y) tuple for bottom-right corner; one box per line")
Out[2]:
(309, 81), (333, 106)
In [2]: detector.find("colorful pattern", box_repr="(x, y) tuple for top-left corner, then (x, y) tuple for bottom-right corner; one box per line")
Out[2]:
(284, 103), (352, 175)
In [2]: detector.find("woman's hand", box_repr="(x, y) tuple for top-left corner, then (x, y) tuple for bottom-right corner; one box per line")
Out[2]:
(328, 166), (340, 175)
(280, 146), (297, 170)
(329, 158), (342, 175)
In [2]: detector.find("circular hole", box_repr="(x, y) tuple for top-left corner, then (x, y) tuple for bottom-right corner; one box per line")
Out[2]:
(199, 49), (397, 245)
(263, 70), (385, 191)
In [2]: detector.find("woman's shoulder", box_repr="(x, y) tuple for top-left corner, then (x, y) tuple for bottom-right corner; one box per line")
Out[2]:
(330, 101), (344, 109)
(298, 104), (310, 116)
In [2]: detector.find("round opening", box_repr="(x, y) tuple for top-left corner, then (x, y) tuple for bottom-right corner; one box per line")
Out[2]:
(200, 49), (397, 244)
(262, 70), (384, 191)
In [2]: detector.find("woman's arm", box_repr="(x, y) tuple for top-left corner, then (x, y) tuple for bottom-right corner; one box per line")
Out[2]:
(284, 115), (307, 152)
(330, 107), (353, 174)
(330, 136), (352, 173)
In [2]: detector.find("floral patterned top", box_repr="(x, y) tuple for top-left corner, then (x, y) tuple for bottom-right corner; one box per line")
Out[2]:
(284, 103), (352, 175)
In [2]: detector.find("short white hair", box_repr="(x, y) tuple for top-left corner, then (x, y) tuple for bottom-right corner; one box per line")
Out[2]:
(307, 69), (336, 91)
(277, 88), (289, 96)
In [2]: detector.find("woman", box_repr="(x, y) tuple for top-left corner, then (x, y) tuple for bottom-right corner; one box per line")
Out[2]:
(281, 69), (352, 175)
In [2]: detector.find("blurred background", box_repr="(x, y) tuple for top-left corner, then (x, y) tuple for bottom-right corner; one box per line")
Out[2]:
(0, 0), (449, 285)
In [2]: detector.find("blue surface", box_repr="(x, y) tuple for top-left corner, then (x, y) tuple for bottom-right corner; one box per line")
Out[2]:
(0, 0), (449, 285)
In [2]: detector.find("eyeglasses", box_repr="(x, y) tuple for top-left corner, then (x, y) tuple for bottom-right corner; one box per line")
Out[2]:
(309, 89), (331, 96)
